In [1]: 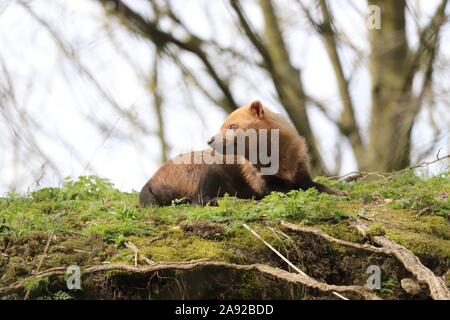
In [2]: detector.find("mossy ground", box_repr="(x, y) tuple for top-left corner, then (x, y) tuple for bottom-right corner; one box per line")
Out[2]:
(0, 171), (449, 299)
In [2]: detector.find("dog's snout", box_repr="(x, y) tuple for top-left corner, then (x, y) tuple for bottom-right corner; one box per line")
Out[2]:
(207, 136), (215, 146)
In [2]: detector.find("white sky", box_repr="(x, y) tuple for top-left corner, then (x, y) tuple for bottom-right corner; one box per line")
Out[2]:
(0, 0), (449, 194)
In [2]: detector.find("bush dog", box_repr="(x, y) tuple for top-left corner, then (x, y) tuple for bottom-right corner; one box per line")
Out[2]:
(139, 101), (345, 207)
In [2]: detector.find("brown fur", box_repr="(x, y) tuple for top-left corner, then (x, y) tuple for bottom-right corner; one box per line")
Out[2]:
(210, 101), (345, 196)
(139, 101), (345, 207)
(139, 149), (268, 206)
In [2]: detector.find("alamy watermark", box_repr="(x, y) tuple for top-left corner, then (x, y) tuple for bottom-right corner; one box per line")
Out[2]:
(66, 265), (82, 290)
(367, 5), (381, 30)
(172, 129), (280, 175)
(366, 265), (381, 290)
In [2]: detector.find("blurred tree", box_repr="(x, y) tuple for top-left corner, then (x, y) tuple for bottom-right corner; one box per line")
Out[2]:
(96, 0), (448, 173)
(366, 0), (447, 171)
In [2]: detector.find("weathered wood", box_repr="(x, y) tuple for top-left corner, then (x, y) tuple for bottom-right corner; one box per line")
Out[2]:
(351, 220), (450, 300)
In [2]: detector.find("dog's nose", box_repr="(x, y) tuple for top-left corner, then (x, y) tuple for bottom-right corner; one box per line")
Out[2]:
(207, 136), (215, 146)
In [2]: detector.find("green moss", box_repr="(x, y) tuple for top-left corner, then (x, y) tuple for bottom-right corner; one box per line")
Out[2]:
(313, 222), (364, 243)
(368, 223), (386, 237)
(358, 206), (450, 261)
(151, 238), (227, 261)
(235, 272), (265, 299)
(387, 231), (450, 262)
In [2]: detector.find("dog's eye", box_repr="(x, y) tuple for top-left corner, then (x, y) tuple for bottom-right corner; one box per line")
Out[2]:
(228, 124), (237, 130)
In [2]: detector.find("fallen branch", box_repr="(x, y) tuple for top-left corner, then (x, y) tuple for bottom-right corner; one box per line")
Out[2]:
(33, 234), (54, 274)
(335, 171), (385, 183)
(280, 221), (391, 255)
(351, 220), (450, 300)
(409, 149), (449, 171)
(332, 152), (450, 182)
(0, 260), (380, 300)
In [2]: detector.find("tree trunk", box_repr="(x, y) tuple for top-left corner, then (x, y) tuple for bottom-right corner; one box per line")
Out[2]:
(259, 0), (327, 175)
(367, 0), (412, 171)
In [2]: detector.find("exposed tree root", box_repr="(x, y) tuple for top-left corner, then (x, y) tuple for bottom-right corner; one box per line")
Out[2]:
(351, 220), (450, 300)
(280, 221), (391, 255)
(281, 220), (450, 300)
(0, 260), (380, 300)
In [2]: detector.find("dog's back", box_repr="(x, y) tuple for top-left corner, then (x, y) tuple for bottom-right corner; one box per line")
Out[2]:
(139, 150), (268, 207)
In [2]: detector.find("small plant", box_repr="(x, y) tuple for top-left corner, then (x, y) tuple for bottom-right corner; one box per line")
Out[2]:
(114, 234), (127, 247)
(376, 278), (397, 296)
(62, 176), (120, 200)
(53, 291), (74, 300)
(171, 197), (189, 206)
(23, 277), (49, 297)
(114, 204), (137, 221)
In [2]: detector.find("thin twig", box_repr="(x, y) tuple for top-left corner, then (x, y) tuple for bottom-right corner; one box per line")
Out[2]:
(333, 152), (450, 182)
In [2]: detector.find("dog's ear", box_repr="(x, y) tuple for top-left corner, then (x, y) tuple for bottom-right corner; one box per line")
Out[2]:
(250, 100), (264, 119)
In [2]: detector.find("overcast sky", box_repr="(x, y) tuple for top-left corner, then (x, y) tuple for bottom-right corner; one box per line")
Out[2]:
(0, 0), (449, 194)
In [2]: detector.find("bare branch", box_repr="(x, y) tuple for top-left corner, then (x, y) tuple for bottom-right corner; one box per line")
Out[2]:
(150, 51), (169, 163)
(306, 0), (364, 166)
(229, 0), (328, 174)
(98, 0), (237, 113)
(19, 1), (149, 135)
(404, 0), (449, 93)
